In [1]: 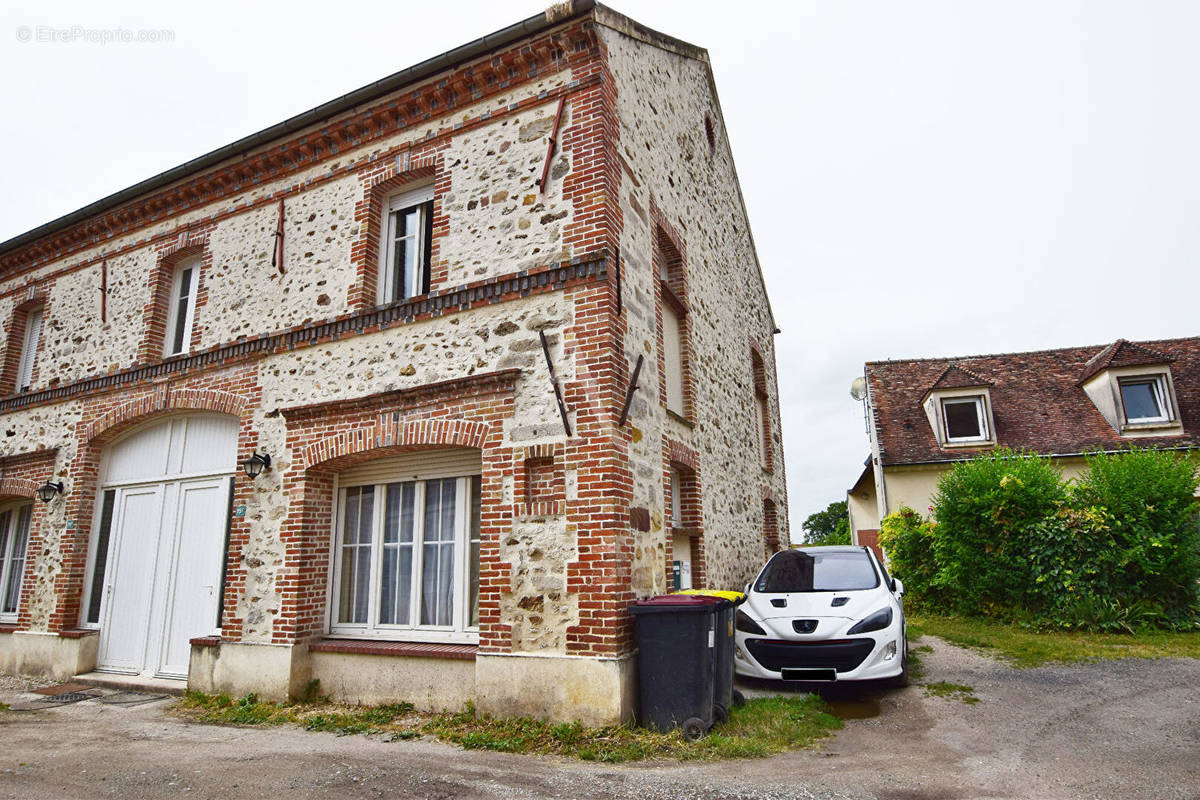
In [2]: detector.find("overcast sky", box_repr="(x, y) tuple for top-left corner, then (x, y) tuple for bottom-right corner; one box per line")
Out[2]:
(3, 1), (1199, 539)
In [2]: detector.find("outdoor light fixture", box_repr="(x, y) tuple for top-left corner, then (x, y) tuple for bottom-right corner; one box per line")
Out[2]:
(241, 452), (272, 479)
(36, 481), (64, 503)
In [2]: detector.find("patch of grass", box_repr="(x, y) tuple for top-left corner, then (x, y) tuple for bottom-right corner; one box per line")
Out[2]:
(172, 691), (841, 762)
(909, 614), (1200, 668)
(922, 681), (980, 704)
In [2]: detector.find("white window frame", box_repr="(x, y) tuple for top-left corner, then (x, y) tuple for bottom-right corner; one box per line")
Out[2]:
(329, 473), (480, 643)
(669, 467), (682, 527)
(163, 257), (200, 357)
(378, 183), (434, 305)
(15, 307), (42, 392)
(0, 502), (32, 622)
(940, 394), (990, 443)
(1118, 374), (1172, 424)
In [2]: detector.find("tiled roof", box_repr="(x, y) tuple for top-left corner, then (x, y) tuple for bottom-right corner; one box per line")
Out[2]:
(865, 337), (1200, 466)
(927, 364), (992, 392)
(1078, 338), (1173, 383)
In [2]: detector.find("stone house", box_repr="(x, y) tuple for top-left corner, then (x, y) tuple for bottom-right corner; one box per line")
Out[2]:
(0, 1), (785, 724)
(848, 337), (1200, 554)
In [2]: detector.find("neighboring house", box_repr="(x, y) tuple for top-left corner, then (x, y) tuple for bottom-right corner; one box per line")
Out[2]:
(0, 2), (786, 725)
(848, 337), (1200, 554)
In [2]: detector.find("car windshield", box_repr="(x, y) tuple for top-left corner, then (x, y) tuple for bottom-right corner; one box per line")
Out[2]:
(755, 550), (879, 593)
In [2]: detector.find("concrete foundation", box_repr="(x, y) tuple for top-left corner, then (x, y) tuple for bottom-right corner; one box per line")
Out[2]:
(309, 651), (475, 711)
(0, 631), (98, 681)
(474, 652), (636, 726)
(188, 641), (311, 701)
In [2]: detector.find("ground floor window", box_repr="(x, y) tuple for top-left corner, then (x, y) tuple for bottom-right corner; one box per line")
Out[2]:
(0, 503), (32, 621)
(332, 474), (481, 641)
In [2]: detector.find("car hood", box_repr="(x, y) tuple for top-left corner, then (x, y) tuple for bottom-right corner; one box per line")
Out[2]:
(746, 589), (889, 622)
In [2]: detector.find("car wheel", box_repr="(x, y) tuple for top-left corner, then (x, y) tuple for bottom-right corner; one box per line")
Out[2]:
(731, 688), (746, 708)
(681, 717), (708, 741)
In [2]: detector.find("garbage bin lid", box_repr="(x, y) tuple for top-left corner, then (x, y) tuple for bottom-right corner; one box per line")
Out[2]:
(630, 594), (722, 614)
(672, 589), (747, 605)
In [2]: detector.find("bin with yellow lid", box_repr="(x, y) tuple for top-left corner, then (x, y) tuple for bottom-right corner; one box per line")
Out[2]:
(670, 589), (746, 716)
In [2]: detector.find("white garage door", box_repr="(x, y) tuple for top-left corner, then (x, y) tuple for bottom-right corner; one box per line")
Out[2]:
(88, 415), (238, 679)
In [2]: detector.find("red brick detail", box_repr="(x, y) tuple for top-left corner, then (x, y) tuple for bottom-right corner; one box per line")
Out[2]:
(0, 449), (60, 632)
(190, 635), (222, 647)
(57, 628), (97, 639)
(1, 290), (50, 395)
(138, 228), (214, 363)
(276, 376), (517, 649)
(85, 388), (247, 442)
(309, 639), (477, 660)
(763, 497), (780, 557)
(650, 215), (695, 421)
(0, 623), (16, 634)
(512, 443), (565, 515)
(750, 340), (774, 474)
(50, 366), (262, 635)
(663, 437), (705, 588)
(300, 418), (492, 472)
(348, 159), (443, 310)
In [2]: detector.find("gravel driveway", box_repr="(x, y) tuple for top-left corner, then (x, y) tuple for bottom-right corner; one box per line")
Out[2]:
(1, 638), (1196, 800)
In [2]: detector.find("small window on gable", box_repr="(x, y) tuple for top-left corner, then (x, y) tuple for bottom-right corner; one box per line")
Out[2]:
(379, 183), (434, 304)
(942, 395), (989, 442)
(1119, 375), (1172, 424)
(164, 257), (200, 357)
(16, 307), (43, 393)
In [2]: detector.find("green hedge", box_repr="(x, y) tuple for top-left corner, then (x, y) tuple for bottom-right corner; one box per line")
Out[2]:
(879, 448), (1200, 631)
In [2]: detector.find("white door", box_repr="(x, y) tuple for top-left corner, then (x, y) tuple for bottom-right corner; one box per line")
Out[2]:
(90, 415), (237, 679)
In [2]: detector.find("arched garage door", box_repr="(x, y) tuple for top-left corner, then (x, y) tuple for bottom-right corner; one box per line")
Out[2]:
(87, 414), (238, 679)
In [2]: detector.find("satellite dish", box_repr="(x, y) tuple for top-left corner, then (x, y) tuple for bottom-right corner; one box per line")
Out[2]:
(849, 377), (867, 401)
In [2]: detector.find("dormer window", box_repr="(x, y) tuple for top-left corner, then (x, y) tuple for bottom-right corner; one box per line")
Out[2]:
(942, 395), (989, 442)
(1079, 340), (1182, 437)
(920, 364), (996, 449)
(1118, 375), (1172, 424)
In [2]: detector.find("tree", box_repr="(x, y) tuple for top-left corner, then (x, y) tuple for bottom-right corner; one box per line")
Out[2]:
(801, 500), (851, 546)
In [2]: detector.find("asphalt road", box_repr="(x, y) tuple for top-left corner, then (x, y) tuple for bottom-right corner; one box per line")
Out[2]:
(1, 638), (1197, 800)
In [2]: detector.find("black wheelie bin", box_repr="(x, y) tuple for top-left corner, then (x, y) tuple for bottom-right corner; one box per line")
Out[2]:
(630, 594), (721, 740)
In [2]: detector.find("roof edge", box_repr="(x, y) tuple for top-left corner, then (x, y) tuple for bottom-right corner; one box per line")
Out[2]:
(0, 0), (597, 260)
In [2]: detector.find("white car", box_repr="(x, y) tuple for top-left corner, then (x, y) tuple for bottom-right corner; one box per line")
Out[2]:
(734, 545), (908, 684)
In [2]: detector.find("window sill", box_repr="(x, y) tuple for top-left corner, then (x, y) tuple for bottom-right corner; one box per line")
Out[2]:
(939, 439), (995, 450)
(1120, 420), (1182, 434)
(58, 628), (98, 639)
(309, 638), (477, 661)
(190, 635), (222, 647)
(666, 408), (694, 428)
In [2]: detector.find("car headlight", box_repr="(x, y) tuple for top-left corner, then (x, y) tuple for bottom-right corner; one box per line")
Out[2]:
(846, 607), (893, 635)
(735, 609), (767, 635)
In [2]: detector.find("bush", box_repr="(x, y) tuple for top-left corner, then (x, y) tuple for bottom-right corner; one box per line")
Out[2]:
(1067, 448), (1200, 628)
(930, 449), (1067, 616)
(892, 447), (1200, 631)
(877, 507), (939, 608)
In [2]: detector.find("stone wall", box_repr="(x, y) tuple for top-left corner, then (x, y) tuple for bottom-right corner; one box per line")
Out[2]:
(598, 12), (788, 591)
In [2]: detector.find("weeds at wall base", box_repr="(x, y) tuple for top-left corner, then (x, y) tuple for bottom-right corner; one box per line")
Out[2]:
(173, 690), (842, 762)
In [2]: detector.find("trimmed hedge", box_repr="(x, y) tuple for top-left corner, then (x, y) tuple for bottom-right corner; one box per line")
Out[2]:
(879, 448), (1200, 631)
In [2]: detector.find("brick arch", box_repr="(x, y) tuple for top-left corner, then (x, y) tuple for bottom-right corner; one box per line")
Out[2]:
(0, 476), (39, 499)
(348, 152), (445, 310)
(301, 417), (492, 472)
(86, 388), (248, 443)
(139, 226), (214, 362)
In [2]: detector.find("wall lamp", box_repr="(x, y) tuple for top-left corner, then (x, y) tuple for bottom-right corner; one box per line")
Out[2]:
(37, 481), (64, 503)
(241, 452), (272, 479)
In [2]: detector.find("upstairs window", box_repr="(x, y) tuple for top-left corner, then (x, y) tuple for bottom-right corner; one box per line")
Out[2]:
(379, 184), (434, 304)
(164, 257), (200, 356)
(0, 503), (32, 621)
(1119, 375), (1172, 424)
(15, 307), (42, 393)
(941, 395), (989, 443)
